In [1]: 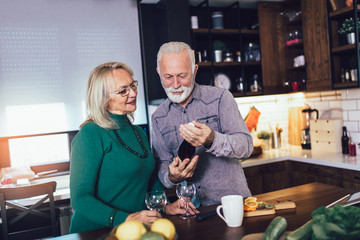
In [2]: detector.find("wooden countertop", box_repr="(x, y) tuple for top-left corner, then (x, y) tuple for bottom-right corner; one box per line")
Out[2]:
(52, 182), (356, 240)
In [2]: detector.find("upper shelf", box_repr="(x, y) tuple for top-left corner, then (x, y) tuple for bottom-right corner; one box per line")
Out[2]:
(332, 43), (357, 54)
(197, 61), (261, 67)
(192, 28), (259, 35)
(329, 5), (360, 20)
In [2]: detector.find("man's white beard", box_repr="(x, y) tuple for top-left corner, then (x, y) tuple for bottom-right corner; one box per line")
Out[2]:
(164, 80), (194, 104)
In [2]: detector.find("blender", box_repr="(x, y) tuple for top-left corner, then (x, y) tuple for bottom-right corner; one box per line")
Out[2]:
(301, 108), (319, 149)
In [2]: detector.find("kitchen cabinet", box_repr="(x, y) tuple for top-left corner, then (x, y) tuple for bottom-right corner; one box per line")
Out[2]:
(137, 0), (192, 103)
(258, 3), (289, 94)
(288, 161), (342, 187)
(327, 0), (360, 89)
(342, 168), (360, 190)
(302, 0), (332, 91)
(258, 0), (332, 92)
(243, 160), (360, 195)
(244, 161), (289, 195)
(189, 0), (263, 97)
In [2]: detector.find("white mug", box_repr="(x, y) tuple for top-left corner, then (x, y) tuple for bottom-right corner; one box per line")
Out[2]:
(216, 195), (244, 227)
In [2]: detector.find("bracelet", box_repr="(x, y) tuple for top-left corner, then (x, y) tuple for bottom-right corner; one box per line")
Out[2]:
(108, 209), (118, 228)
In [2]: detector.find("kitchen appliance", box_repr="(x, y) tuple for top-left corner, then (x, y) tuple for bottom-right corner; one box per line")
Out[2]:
(301, 108), (319, 149)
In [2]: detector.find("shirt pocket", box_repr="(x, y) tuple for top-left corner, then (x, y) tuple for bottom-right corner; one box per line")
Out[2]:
(160, 126), (179, 153)
(197, 115), (219, 132)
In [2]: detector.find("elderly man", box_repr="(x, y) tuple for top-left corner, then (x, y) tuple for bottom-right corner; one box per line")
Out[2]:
(151, 41), (253, 206)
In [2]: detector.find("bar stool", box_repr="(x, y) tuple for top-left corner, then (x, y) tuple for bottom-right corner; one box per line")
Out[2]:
(0, 181), (60, 240)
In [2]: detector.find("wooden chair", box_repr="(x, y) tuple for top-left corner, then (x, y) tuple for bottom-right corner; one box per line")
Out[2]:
(0, 181), (61, 240)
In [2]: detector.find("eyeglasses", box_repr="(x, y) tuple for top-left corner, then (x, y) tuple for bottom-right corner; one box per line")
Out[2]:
(109, 81), (138, 97)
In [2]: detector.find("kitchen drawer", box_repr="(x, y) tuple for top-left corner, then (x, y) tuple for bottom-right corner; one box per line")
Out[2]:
(310, 129), (336, 141)
(311, 139), (342, 153)
(289, 162), (342, 187)
(310, 119), (342, 153)
(310, 119), (342, 131)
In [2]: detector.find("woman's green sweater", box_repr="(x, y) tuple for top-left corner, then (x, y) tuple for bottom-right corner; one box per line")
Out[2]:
(70, 114), (163, 233)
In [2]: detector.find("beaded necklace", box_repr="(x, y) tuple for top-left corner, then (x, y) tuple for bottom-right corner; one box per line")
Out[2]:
(112, 125), (148, 158)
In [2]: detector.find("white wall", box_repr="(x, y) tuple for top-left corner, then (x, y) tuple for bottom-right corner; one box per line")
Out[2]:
(0, 0), (147, 137)
(235, 88), (360, 152)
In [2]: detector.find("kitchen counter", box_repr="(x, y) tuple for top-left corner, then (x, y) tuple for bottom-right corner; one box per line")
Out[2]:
(243, 145), (360, 171)
(51, 183), (357, 240)
(25, 146), (360, 202)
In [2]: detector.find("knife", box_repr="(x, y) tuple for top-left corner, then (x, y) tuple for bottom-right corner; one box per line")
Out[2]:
(196, 210), (217, 222)
(339, 198), (360, 207)
(325, 194), (351, 208)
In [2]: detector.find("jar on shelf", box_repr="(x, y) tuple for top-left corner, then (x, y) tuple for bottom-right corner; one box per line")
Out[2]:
(212, 11), (224, 29)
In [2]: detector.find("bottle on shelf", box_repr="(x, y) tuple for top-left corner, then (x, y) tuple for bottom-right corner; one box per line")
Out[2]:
(250, 74), (259, 92)
(202, 49), (208, 62)
(236, 51), (241, 62)
(341, 126), (349, 154)
(236, 77), (244, 92)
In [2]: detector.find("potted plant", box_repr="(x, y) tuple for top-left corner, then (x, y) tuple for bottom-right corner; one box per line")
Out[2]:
(338, 17), (360, 44)
(257, 130), (271, 150)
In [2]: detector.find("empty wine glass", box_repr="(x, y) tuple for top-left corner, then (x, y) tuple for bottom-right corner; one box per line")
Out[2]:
(145, 190), (167, 212)
(176, 181), (197, 219)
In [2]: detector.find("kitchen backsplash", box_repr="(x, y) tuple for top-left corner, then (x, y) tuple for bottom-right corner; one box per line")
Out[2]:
(235, 88), (360, 150)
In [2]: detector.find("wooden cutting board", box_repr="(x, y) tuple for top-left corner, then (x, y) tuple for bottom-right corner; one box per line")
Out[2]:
(244, 201), (296, 218)
(288, 107), (306, 145)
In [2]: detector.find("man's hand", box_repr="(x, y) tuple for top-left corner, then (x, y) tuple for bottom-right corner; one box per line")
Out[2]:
(164, 199), (200, 215)
(179, 121), (215, 147)
(168, 155), (199, 183)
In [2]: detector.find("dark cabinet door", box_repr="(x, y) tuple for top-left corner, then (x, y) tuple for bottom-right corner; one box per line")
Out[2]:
(258, 3), (288, 95)
(301, 0), (332, 91)
(244, 161), (289, 195)
(342, 168), (360, 190)
(289, 161), (342, 187)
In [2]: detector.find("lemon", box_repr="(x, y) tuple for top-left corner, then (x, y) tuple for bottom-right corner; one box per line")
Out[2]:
(245, 197), (257, 203)
(150, 219), (176, 240)
(115, 220), (147, 240)
(245, 201), (259, 208)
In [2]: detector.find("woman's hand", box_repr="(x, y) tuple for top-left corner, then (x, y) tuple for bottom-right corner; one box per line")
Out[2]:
(164, 199), (200, 215)
(125, 210), (162, 227)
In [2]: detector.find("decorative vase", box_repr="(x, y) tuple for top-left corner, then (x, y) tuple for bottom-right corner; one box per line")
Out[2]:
(346, 32), (356, 44)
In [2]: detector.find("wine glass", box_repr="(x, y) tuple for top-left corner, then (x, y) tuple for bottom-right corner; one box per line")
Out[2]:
(176, 181), (197, 219)
(145, 190), (167, 212)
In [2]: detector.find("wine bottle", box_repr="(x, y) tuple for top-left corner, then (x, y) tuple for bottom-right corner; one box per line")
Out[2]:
(177, 140), (195, 160)
(341, 126), (349, 154)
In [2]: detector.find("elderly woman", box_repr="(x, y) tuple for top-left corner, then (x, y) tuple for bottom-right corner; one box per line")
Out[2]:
(70, 62), (198, 233)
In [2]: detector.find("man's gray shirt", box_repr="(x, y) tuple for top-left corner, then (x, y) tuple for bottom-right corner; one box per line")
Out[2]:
(151, 83), (253, 206)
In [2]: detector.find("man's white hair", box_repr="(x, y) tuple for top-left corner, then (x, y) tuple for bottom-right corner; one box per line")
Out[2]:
(156, 41), (195, 74)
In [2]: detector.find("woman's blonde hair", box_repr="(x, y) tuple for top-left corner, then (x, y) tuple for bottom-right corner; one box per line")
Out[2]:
(80, 62), (134, 129)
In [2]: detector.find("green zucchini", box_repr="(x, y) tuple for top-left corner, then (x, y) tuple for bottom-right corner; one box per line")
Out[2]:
(262, 216), (288, 240)
(285, 219), (313, 240)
